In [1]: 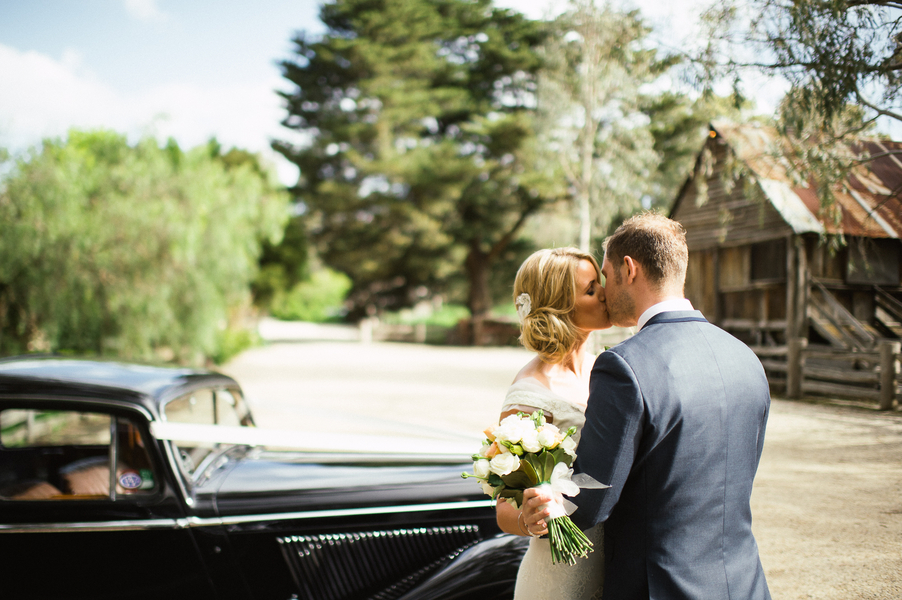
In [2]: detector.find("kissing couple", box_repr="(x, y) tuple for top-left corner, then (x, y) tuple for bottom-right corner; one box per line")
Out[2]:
(495, 213), (771, 600)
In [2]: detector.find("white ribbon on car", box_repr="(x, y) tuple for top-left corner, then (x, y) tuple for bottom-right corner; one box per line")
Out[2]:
(538, 462), (610, 518)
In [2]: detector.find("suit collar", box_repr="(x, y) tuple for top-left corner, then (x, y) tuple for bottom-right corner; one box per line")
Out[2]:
(637, 298), (694, 330)
(643, 310), (708, 327)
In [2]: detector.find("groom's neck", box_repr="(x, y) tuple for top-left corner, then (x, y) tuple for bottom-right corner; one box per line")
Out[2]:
(629, 283), (685, 323)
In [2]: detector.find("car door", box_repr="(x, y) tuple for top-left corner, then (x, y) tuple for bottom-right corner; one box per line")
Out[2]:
(0, 401), (218, 600)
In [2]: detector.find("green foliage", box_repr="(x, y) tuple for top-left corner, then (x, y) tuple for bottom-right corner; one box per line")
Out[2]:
(274, 0), (556, 324)
(382, 302), (470, 327)
(536, 0), (669, 249)
(207, 142), (310, 309)
(269, 267), (352, 322)
(253, 215), (309, 309)
(211, 325), (261, 366)
(0, 130), (290, 363)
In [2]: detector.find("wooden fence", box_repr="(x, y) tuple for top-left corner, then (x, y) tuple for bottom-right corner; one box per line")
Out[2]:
(752, 338), (900, 410)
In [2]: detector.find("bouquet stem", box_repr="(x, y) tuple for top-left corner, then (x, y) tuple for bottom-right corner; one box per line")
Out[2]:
(547, 515), (594, 565)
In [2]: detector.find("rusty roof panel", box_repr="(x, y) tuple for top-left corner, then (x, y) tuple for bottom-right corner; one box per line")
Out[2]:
(709, 121), (902, 239)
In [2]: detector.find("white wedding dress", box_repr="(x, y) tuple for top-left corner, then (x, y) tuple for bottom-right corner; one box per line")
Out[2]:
(501, 378), (605, 600)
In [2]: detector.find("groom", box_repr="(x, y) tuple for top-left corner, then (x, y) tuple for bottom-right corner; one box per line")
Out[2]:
(527, 213), (771, 599)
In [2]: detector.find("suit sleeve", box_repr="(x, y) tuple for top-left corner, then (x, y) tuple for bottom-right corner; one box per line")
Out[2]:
(571, 349), (644, 530)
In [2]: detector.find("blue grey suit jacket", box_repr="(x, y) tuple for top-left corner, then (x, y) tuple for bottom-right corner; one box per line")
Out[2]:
(572, 311), (771, 599)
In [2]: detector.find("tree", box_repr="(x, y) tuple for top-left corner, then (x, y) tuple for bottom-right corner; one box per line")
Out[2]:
(0, 131), (289, 362)
(211, 143), (310, 310)
(535, 0), (669, 250)
(273, 0), (555, 336)
(695, 0), (902, 206)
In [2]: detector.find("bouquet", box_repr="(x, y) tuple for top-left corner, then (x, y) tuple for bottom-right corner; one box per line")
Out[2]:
(462, 410), (608, 565)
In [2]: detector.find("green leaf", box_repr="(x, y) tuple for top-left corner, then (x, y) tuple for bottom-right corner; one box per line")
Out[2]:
(498, 488), (523, 509)
(500, 465), (538, 490)
(548, 447), (573, 467)
(519, 457), (539, 485)
(522, 453), (547, 481)
(540, 452), (557, 483)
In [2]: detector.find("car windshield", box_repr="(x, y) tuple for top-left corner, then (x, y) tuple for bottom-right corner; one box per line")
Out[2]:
(162, 387), (253, 482)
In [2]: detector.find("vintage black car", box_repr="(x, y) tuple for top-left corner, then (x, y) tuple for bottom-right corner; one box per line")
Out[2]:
(0, 356), (525, 600)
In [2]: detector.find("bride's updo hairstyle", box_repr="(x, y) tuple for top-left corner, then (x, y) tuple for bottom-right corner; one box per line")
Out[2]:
(513, 247), (601, 364)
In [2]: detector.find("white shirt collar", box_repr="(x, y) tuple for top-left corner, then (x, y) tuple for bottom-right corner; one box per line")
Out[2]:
(637, 298), (694, 331)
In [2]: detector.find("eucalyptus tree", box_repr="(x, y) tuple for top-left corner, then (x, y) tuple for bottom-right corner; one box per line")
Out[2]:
(536, 0), (671, 250)
(273, 0), (555, 333)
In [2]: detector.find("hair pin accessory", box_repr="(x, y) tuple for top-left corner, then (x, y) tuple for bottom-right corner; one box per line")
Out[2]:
(515, 292), (532, 323)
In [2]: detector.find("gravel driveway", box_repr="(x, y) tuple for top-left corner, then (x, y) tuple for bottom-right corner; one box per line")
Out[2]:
(223, 333), (902, 599)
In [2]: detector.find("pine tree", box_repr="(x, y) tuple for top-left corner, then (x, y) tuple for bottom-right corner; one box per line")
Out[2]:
(274, 0), (554, 338)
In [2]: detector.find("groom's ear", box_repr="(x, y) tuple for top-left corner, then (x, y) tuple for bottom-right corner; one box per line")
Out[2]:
(622, 256), (640, 284)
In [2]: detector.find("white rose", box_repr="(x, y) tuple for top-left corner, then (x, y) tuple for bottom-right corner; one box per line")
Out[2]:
(481, 482), (496, 497)
(489, 452), (521, 476)
(494, 414), (532, 444)
(520, 429), (542, 453)
(473, 459), (492, 479)
(537, 428), (560, 449)
(542, 423), (560, 436)
(561, 436), (577, 458)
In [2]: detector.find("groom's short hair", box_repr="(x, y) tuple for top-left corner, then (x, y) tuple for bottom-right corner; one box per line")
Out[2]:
(604, 212), (688, 289)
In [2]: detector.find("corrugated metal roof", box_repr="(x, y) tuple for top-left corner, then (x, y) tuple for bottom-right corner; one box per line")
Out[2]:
(710, 121), (902, 239)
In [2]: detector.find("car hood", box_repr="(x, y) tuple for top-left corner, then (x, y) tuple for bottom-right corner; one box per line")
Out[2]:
(159, 424), (489, 518)
(205, 451), (484, 517)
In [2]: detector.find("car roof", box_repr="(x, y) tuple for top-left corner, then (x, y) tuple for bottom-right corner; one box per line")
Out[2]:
(0, 356), (238, 417)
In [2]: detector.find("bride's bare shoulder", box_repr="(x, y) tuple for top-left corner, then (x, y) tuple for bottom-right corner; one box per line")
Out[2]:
(512, 356), (550, 387)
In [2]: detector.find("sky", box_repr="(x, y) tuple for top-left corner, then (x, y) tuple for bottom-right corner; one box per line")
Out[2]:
(0, 0), (770, 185)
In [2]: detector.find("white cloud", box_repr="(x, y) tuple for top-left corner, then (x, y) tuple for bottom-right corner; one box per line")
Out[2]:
(0, 44), (125, 146)
(123, 0), (168, 22)
(0, 43), (299, 184)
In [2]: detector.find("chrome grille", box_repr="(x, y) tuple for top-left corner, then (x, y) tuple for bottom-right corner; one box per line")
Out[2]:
(277, 525), (482, 600)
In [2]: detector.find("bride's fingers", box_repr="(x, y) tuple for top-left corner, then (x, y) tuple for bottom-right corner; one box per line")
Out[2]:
(529, 518), (547, 535)
(526, 507), (549, 530)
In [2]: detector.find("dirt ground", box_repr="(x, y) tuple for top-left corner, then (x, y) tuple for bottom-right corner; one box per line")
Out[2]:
(224, 332), (902, 599)
(750, 398), (902, 599)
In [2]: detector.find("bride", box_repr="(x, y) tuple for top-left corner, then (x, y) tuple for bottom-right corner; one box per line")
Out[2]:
(495, 247), (611, 600)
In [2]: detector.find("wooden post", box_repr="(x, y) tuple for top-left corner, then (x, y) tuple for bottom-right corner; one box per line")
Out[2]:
(785, 235), (796, 343)
(712, 247), (721, 326)
(791, 236), (809, 338)
(787, 337), (807, 399)
(879, 340), (900, 410)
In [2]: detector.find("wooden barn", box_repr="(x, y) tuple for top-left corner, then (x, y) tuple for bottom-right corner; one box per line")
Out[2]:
(670, 121), (902, 409)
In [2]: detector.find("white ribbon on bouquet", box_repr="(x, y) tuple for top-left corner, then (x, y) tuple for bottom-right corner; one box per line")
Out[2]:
(537, 462), (610, 518)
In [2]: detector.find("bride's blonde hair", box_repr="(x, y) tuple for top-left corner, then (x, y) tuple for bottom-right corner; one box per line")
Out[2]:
(513, 247), (600, 364)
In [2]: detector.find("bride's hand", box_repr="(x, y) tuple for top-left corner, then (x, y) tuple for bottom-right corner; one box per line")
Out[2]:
(521, 487), (557, 536)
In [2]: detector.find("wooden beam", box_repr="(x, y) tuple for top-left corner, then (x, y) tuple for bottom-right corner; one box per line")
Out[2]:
(804, 365), (879, 384)
(802, 380), (881, 401)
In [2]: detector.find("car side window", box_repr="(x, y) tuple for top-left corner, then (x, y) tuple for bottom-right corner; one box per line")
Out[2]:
(0, 409), (157, 501)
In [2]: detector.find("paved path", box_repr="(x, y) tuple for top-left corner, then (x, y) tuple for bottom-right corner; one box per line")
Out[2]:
(223, 332), (902, 599)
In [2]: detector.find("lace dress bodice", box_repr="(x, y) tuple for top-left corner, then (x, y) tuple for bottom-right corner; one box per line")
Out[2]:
(501, 378), (605, 600)
(501, 378), (588, 444)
